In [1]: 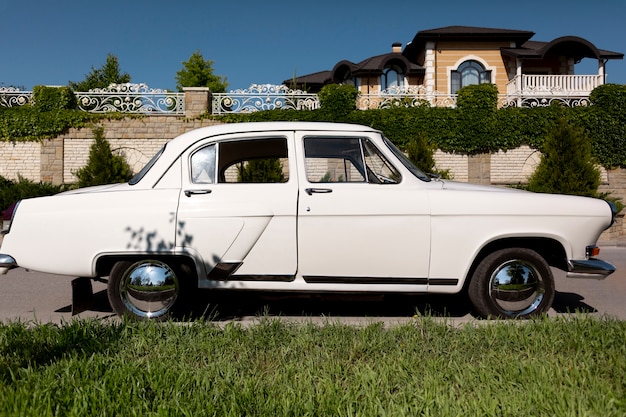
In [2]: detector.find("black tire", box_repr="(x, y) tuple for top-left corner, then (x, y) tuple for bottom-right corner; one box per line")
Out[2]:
(468, 248), (555, 319)
(108, 259), (183, 320)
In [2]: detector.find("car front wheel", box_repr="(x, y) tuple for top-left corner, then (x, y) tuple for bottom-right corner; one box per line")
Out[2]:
(468, 248), (555, 319)
(108, 259), (181, 320)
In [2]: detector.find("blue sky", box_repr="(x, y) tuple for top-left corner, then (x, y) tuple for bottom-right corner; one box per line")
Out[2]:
(1, 0), (625, 91)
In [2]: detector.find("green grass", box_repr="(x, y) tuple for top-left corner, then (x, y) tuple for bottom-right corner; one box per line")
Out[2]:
(0, 316), (624, 416)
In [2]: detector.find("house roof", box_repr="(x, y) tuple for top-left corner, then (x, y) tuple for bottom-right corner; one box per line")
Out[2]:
(285, 46), (424, 91)
(502, 36), (624, 61)
(402, 26), (535, 62)
(402, 26), (623, 64)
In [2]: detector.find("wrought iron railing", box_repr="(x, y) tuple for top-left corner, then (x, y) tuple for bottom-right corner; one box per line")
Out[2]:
(0, 82), (596, 113)
(212, 84), (320, 114)
(358, 86), (457, 109)
(0, 87), (33, 107)
(75, 83), (184, 114)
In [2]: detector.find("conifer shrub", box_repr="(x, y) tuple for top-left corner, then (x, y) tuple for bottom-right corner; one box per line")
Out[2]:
(74, 126), (133, 187)
(406, 132), (450, 179)
(236, 158), (286, 183)
(527, 117), (600, 197)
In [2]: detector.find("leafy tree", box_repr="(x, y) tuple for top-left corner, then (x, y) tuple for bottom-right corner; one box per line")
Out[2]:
(527, 117), (600, 197)
(69, 54), (131, 91)
(175, 51), (228, 92)
(75, 126), (133, 187)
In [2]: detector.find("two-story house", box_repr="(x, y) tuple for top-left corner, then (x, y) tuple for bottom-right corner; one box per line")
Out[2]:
(287, 26), (623, 108)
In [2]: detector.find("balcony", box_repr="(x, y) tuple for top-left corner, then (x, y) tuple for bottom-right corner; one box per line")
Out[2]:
(506, 74), (604, 97)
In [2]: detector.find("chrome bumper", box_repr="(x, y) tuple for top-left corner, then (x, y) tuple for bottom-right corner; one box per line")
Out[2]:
(0, 254), (17, 275)
(567, 258), (616, 279)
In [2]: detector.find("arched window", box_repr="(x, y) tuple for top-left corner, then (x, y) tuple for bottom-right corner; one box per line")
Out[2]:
(382, 65), (405, 90)
(451, 60), (491, 94)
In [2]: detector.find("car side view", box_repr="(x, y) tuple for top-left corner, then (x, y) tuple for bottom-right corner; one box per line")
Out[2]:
(0, 122), (617, 320)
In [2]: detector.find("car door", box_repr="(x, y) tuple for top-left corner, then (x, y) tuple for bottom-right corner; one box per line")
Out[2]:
(176, 132), (298, 282)
(296, 132), (431, 286)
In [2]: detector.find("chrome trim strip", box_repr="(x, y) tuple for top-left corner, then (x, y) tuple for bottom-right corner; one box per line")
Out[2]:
(567, 258), (616, 279)
(303, 276), (429, 285)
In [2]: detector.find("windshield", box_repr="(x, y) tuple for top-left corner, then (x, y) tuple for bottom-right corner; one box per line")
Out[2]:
(382, 136), (430, 182)
(129, 145), (166, 185)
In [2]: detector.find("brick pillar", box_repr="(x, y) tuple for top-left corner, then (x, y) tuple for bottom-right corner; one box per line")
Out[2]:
(40, 137), (64, 185)
(468, 153), (491, 185)
(183, 87), (211, 118)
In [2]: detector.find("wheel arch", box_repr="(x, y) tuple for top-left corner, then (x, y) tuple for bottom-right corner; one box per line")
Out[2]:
(95, 254), (200, 285)
(464, 237), (567, 290)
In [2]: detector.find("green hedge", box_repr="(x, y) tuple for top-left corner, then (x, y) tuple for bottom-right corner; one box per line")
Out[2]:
(3, 84), (626, 168)
(219, 84), (626, 168)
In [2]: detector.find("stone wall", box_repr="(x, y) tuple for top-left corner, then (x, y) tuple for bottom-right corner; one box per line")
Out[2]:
(1, 117), (624, 243)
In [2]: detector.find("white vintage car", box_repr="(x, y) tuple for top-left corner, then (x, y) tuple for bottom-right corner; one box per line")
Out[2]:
(0, 122), (617, 320)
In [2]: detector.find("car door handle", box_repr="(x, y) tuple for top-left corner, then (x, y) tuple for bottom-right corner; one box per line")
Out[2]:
(184, 189), (212, 197)
(305, 188), (333, 195)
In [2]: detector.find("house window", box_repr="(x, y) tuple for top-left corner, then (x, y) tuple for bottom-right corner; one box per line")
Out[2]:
(382, 65), (405, 90)
(451, 60), (491, 94)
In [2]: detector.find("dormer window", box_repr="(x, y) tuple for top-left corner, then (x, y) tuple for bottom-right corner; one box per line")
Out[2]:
(451, 60), (491, 94)
(382, 65), (405, 90)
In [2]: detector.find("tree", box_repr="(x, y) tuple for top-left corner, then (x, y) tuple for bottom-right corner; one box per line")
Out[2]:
(69, 54), (131, 91)
(406, 131), (450, 179)
(236, 159), (285, 183)
(527, 117), (600, 197)
(75, 126), (133, 187)
(175, 51), (228, 92)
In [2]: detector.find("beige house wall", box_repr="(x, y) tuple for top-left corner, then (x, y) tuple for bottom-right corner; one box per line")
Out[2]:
(431, 41), (511, 94)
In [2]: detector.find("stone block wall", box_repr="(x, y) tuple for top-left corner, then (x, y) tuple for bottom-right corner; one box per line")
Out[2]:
(1, 117), (624, 243)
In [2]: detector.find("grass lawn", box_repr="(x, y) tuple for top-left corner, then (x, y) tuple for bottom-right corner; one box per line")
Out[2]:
(0, 315), (624, 416)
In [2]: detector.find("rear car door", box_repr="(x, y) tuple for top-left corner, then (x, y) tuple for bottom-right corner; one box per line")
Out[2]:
(177, 132), (298, 282)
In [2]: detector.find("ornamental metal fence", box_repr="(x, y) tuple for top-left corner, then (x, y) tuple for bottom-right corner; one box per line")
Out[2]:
(0, 83), (592, 114)
(0, 83), (185, 115)
(0, 87), (33, 107)
(212, 84), (320, 114)
(75, 83), (185, 114)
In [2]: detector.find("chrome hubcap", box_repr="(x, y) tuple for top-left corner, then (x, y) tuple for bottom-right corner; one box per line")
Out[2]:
(120, 260), (178, 319)
(489, 259), (545, 317)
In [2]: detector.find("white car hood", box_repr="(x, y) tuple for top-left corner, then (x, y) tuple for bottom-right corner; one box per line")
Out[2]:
(59, 183), (132, 196)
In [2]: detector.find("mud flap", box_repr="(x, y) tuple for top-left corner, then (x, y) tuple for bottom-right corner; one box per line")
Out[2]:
(71, 277), (94, 315)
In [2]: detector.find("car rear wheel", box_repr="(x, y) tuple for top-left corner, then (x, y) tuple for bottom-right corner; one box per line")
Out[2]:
(108, 259), (182, 320)
(468, 248), (555, 319)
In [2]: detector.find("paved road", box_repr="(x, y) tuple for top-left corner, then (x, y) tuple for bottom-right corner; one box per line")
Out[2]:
(1, 247), (624, 325)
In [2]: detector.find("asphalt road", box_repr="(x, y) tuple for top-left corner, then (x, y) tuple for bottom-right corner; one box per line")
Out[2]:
(1, 247), (624, 325)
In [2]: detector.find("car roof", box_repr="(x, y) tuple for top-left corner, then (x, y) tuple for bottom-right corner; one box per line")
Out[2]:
(140, 122), (382, 187)
(171, 121), (379, 144)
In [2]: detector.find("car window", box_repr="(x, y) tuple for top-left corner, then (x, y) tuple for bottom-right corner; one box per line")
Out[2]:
(191, 144), (216, 184)
(304, 137), (400, 184)
(218, 137), (289, 183)
(129, 144), (166, 185)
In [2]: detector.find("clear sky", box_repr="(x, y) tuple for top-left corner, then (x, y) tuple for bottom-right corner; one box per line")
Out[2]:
(1, 0), (625, 92)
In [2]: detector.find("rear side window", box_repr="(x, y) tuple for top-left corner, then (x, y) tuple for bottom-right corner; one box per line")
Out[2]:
(190, 137), (289, 184)
(304, 137), (400, 184)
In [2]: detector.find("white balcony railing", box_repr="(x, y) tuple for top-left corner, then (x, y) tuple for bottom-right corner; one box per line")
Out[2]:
(506, 74), (604, 97)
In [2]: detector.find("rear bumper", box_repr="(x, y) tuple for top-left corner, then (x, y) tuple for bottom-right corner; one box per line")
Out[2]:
(567, 258), (616, 279)
(0, 254), (17, 275)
